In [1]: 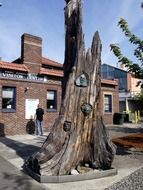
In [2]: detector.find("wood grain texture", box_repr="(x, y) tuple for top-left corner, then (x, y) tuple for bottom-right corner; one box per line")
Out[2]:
(26, 0), (116, 176)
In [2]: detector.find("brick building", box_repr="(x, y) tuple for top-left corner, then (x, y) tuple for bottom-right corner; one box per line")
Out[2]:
(0, 33), (119, 136)
(0, 34), (63, 136)
(102, 63), (142, 114)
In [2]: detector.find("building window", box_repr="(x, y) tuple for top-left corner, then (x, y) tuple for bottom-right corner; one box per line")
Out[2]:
(104, 94), (112, 113)
(2, 86), (16, 111)
(47, 90), (57, 111)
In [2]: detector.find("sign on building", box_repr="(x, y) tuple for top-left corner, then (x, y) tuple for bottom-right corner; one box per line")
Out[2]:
(25, 99), (39, 119)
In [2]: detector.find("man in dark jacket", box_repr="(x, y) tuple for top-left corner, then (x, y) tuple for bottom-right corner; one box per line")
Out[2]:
(35, 104), (44, 136)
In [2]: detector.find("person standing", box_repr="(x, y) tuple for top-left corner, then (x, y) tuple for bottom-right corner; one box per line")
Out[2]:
(35, 104), (44, 136)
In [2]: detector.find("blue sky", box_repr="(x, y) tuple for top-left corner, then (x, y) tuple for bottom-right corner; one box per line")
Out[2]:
(0, 0), (143, 66)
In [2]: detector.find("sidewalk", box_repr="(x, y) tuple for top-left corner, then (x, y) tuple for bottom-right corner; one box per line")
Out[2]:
(0, 156), (46, 190)
(0, 134), (48, 190)
(0, 124), (143, 190)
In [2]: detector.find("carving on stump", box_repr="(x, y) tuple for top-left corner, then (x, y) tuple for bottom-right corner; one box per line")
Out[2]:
(25, 0), (116, 176)
(75, 73), (89, 87)
(81, 103), (93, 116)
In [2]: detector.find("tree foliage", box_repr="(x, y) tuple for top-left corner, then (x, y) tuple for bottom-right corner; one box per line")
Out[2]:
(110, 3), (143, 82)
(135, 89), (143, 102)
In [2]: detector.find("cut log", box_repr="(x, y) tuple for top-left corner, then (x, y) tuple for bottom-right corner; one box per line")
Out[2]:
(25, 0), (116, 176)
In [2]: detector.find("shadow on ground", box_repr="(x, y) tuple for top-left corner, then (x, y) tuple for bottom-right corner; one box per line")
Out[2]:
(115, 145), (132, 156)
(108, 126), (143, 134)
(0, 154), (46, 190)
(0, 171), (46, 190)
(0, 136), (45, 160)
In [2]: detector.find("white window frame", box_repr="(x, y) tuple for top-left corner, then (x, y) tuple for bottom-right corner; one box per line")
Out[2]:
(2, 86), (16, 112)
(103, 92), (113, 114)
(47, 90), (57, 112)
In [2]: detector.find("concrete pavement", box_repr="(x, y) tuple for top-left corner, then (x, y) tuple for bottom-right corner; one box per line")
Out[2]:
(0, 135), (48, 190)
(0, 123), (143, 190)
(0, 156), (47, 190)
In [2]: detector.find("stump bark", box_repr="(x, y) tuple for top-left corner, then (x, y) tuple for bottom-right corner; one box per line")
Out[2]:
(26, 0), (116, 176)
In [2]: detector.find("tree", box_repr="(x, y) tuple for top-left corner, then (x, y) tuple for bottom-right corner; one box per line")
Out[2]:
(135, 89), (143, 102)
(25, 0), (116, 176)
(110, 3), (143, 83)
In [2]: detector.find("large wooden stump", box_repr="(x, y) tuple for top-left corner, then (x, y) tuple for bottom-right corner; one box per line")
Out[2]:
(26, 0), (116, 176)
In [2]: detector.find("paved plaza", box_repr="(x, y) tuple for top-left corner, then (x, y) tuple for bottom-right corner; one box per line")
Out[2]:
(0, 122), (143, 190)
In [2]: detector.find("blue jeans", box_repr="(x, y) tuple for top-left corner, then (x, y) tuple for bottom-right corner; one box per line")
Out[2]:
(35, 120), (43, 136)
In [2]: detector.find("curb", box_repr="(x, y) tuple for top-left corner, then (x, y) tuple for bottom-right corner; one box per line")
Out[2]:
(24, 165), (118, 183)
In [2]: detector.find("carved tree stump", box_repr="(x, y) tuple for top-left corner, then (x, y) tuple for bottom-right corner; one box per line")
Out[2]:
(26, 0), (116, 176)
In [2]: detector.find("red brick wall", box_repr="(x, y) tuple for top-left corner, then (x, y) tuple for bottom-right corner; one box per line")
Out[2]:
(0, 78), (119, 136)
(0, 78), (62, 136)
(21, 33), (42, 74)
